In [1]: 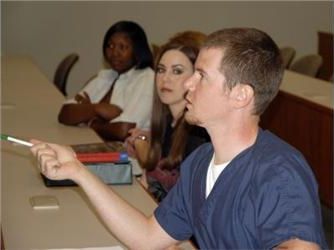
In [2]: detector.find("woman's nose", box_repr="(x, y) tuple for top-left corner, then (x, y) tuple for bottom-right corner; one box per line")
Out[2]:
(112, 49), (119, 57)
(106, 49), (117, 59)
(110, 46), (121, 57)
(162, 71), (172, 83)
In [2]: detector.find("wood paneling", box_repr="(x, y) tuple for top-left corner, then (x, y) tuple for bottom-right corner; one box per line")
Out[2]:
(1, 228), (4, 250)
(318, 31), (333, 81)
(261, 91), (333, 208)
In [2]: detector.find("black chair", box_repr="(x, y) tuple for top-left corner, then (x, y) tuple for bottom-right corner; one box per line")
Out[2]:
(53, 53), (79, 96)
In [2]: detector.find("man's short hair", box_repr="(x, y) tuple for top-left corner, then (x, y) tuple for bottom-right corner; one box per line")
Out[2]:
(203, 28), (284, 115)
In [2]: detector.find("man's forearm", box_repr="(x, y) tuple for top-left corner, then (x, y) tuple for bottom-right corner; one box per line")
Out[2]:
(74, 167), (174, 249)
(275, 238), (320, 250)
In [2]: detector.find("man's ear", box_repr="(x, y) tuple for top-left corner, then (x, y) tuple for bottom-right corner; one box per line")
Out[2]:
(230, 83), (254, 109)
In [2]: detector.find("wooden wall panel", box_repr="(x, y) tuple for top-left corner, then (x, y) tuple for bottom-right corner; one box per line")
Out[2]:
(1, 228), (4, 250)
(318, 31), (333, 81)
(261, 91), (333, 208)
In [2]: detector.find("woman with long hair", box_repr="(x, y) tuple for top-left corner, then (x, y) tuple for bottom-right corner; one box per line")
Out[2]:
(126, 31), (209, 201)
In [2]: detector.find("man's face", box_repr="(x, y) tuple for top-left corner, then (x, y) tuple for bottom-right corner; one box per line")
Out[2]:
(184, 48), (232, 127)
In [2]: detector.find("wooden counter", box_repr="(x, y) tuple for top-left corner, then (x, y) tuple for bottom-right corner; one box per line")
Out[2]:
(261, 70), (333, 208)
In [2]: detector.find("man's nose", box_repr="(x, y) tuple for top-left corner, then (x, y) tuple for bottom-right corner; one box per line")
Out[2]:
(184, 74), (195, 91)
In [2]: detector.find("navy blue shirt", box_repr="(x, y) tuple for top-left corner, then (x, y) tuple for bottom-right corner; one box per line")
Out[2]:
(155, 129), (327, 249)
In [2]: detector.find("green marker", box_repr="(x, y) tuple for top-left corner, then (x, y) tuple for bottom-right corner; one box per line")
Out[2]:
(1, 134), (33, 147)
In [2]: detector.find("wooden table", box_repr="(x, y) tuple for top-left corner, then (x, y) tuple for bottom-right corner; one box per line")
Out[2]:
(261, 70), (333, 208)
(1, 56), (192, 249)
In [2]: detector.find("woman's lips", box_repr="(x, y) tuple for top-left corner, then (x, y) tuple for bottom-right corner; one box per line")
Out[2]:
(160, 87), (172, 92)
(111, 60), (123, 66)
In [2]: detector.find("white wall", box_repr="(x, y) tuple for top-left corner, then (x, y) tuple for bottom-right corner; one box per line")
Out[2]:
(2, 1), (332, 96)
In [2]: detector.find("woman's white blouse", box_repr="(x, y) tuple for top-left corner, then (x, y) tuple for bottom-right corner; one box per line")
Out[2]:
(65, 67), (154, 129)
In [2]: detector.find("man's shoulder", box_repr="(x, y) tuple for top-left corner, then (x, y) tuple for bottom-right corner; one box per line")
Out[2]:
(253, 130), (312, 179)
(257, 130), (301, 159)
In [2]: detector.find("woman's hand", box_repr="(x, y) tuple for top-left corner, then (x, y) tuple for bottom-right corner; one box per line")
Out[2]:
(128, 128), (150, 139)
(125, 128), (146, 156)
(75, 91), (91, 104)
(125, 128), (150, 161)
(30, 139), (84, 182)
(139, 169), (148, 188)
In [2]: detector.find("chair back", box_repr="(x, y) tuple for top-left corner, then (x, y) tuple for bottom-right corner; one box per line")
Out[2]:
(53, 53), (79, 96)
(289, 54), (323, 77)
(280, 47), (296, 68)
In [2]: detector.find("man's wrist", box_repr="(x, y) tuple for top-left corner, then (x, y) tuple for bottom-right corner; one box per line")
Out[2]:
(72, 161), (92, 186)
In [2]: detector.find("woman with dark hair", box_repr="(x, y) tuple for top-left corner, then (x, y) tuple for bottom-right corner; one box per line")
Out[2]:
(126, 31), (209, 202)
(58, 20), (154, 141)
(102, 21), (153, 70)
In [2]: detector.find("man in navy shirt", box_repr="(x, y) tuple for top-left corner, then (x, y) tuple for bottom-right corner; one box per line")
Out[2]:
(32, 28), (327, 249)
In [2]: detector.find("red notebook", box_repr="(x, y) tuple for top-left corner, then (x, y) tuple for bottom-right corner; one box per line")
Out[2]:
(71, 142), (128, 163)
(76, 151), (128, 163)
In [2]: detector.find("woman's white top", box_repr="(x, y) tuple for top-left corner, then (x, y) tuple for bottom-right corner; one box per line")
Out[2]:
(65, 67), (154, 129)
(206, 154), (230, 198)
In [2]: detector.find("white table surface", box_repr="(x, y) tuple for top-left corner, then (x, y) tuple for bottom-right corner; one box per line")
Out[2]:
(280, 70), (333, 109)
(1, 56), (192, 249)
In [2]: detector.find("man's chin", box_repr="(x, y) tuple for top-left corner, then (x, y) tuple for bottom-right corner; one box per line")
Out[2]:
(185, 112), (201, 126)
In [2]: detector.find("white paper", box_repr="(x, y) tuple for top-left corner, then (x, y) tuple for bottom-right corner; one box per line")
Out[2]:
(45, 246), (124, 250)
